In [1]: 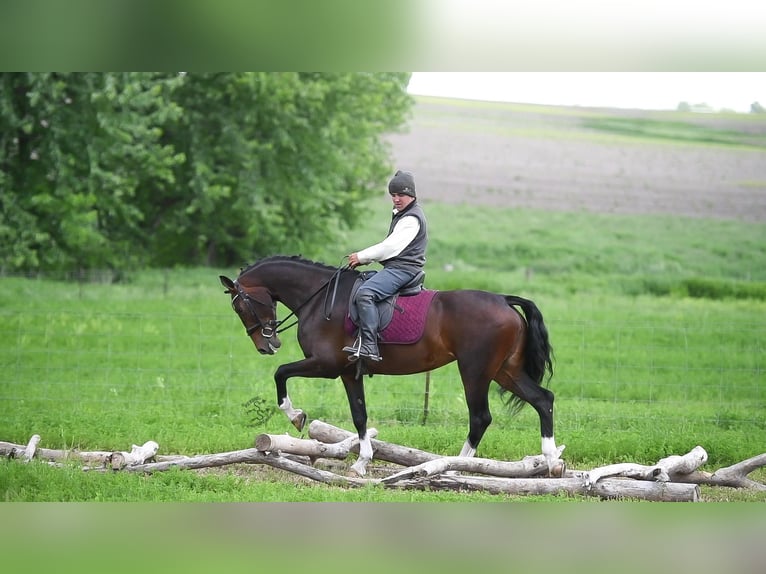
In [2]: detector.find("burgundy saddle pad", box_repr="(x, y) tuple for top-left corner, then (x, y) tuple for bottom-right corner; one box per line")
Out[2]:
(345, 289), (437, 345)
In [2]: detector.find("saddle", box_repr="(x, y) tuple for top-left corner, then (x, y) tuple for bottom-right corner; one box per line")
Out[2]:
(346, 270), (435, 344)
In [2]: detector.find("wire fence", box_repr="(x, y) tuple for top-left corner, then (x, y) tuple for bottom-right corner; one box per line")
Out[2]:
(1, 309), (764, 439)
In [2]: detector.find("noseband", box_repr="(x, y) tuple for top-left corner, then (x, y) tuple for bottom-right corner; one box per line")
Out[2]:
(231, 280), (278, 339)
(231, 261), (349, 339)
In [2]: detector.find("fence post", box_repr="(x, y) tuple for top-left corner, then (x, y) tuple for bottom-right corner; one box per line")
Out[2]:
(421, 371), (431, 425)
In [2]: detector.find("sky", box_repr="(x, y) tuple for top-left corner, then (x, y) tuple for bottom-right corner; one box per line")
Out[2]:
(407, 73), (766, 113)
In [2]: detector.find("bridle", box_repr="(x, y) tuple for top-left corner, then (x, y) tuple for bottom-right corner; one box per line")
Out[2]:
(231, 280), (279, 339)
(231, 261), (349, 339)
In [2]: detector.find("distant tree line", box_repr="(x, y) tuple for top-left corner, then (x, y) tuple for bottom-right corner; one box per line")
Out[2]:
(0, 72), (413, 273)
(677, 100), (765, 113)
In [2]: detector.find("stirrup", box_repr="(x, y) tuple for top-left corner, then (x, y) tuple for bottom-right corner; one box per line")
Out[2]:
(343, 338), (362, 361)
(342, 339), (381, 362)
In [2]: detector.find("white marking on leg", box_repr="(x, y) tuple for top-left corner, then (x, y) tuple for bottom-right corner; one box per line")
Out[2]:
(358, 432), (373, 462)
(350, 431), (373, 476)
(541, 436), (557, 460)
(279, 396), (301, 420)
(458, 440), (476, 458)
(541, 436), (565, 475)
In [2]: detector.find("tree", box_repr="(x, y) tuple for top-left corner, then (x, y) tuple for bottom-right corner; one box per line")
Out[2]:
(159, 72), (413, 266)
(0, 73), (185, 272)
(0, 72), (413, 273)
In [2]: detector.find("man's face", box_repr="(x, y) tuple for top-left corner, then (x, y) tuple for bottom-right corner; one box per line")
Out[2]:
(390, 193), (415, 211)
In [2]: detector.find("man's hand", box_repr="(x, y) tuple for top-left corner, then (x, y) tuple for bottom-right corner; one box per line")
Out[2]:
(348, 253), (362, 268)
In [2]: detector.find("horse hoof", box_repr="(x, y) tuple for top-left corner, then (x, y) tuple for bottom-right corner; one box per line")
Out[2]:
(291, 411), (307, 432)
(549, 461), (566, 478)
(350, 459), (368, 477)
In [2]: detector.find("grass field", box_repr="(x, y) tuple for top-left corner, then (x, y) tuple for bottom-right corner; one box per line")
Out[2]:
(1, 99), (765, 502)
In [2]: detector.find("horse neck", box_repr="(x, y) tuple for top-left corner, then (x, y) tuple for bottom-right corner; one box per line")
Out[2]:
(247, 262), (335, 312)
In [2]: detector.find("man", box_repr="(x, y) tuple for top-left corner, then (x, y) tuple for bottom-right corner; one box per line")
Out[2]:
(343, 170), (428, 362)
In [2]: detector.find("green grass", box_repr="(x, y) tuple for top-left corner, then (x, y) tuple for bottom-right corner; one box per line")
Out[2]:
(583, 117), (766, 149)
(1, 200), (764, 502)
(2, 97), (765, 501)
(340, 201), (766, 300)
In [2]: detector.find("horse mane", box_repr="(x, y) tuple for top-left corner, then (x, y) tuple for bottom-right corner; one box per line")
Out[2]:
(238, 255), (340, 277)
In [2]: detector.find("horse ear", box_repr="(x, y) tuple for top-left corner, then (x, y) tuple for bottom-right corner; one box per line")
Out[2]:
(220, 275), (235, 292)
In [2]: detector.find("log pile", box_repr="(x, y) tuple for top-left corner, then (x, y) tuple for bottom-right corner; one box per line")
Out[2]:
(3, 421), (765, 502)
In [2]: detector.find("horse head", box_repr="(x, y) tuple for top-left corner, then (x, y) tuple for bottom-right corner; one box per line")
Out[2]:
(220, 275), (282, 355)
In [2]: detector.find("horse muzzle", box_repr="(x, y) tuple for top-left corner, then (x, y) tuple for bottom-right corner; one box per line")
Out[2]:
(255, 334), (281, 355)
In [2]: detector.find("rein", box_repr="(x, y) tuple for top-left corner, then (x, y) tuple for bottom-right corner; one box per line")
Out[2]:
(242, 260), (350, 337)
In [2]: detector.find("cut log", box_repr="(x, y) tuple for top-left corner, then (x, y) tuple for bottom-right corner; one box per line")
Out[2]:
(657, 446), (708, 475)
(122, 447), (367, 486)
(120, 447), (697, 500)
(307, 420), (565, 475)
(391, 475), (700, 502)
(22, 434), (41, 462)
(668, 453), (766, 490)
(1, 439), (179, 466)
(109, 441), (160, 470)
(382, 454), (550, 484)
(585, 446), (709, 486)
(2, 431), (762, 498)
(308, 420), (440, 466)
(254, 428), (378, 460)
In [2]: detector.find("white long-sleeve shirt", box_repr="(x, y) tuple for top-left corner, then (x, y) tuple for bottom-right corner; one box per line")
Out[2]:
(356, 213), (420, 264)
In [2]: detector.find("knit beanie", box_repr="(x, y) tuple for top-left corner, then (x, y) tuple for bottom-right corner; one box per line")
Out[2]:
(388, 170), (416, 197)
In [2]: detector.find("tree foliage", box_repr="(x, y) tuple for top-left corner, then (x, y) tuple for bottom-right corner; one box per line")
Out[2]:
(0, 72), (413, 273)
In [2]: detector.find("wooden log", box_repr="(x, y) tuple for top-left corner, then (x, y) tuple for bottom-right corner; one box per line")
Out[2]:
(668, 452), (766, 490)
(308, 420), (440, 466)
(254, 428), (378, 460)
(309, 421), (566, 475)
(118, 446), (696, 500)
(122, 448), (262, 472)
(1, 439), (180, 466)
(22, 434), (41, 462)
(393, 475), (700, 502)
(109, 441), (160, 470)
(123, 445), (696, 500)
(121, 447), (368, 486)
(381, 454), (550, 484)
(657, 445), (708, 475)
(585, 446), (709, 486)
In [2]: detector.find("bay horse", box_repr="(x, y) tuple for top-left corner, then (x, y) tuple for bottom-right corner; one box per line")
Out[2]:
(221, 255), (563, 476)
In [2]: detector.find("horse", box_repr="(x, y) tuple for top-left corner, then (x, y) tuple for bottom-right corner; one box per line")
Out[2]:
(220, 255), (563, 476)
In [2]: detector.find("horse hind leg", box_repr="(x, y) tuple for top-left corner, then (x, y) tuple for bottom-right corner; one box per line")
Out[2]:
(457, 364), (494, 459)
(340, 373), (374, 476)
(495, 369), (565, 476)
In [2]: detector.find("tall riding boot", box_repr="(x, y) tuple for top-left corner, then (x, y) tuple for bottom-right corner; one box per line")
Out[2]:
(345, 293), (382, 362)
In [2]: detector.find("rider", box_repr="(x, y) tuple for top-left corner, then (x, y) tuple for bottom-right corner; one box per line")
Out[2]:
(343, 170), (428, 362)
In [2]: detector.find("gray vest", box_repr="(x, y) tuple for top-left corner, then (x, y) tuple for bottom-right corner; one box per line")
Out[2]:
(381, 202), (428, 271)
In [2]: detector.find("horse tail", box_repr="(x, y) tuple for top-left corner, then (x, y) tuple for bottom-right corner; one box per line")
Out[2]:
(505, 295), (554, 385)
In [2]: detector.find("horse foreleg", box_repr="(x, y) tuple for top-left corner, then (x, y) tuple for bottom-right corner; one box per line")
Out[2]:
(340, 373), (372, 476)
(278, 395), (307, 432)
(274, 359), (326, 432)
(458, 441), (477, 457)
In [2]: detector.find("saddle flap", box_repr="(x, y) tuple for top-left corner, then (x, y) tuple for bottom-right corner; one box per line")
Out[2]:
(347, 274), (397, 330)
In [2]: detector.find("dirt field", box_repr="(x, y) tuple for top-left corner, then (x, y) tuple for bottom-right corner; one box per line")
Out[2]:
(388, 98), (766, 223)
